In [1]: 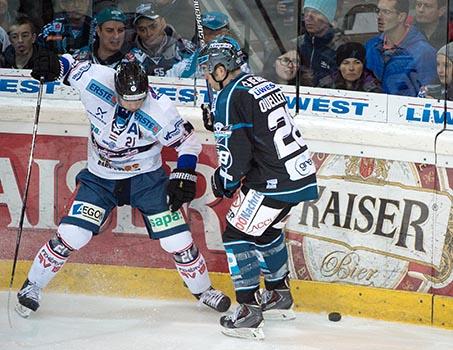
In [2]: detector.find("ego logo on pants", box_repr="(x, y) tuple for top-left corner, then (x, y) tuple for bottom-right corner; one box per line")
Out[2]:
(69, 201), (105, 225)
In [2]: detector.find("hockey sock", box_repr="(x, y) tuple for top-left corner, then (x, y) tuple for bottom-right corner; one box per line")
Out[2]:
(255, 233), (290, 288)
(173, 242), (211, 295)
(27, 233), (72, 288)
(223, 240), (261, 304)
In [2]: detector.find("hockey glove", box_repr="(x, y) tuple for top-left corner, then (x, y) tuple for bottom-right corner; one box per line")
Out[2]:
(201, 103), (214, 132)
(167, 168), (197, 211)
(31, 48), (61, 82)
(211, 168), (236, 198)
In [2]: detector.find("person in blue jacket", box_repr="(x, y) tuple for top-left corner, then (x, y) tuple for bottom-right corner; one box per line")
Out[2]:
(365, 0), (437, 96)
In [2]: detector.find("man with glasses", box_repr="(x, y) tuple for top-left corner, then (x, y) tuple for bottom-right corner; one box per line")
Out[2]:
(365, 0), (437, 96)
(414, 0), (447, 49)
(131, 3), (195, 76)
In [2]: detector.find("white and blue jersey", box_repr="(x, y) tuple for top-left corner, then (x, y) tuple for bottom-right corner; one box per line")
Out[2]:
(61, 54), (201, 180)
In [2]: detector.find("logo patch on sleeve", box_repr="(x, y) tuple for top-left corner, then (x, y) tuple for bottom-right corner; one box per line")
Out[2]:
(69, 201), (106, 226)
(134, 109), (162, 135)
(86, 79), (116, 106)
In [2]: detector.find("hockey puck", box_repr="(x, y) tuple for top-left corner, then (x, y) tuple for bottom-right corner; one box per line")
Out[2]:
(328, 312), (341, 322)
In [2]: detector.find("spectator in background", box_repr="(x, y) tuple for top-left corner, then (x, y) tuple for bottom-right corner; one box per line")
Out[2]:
(261, 0), (299, 44)
(419, 42), (453, 100)
(17, 0), (54, 30)
(3, 15), (39, 69)
(365, 0), (437, 96)
(131, 3), (195, 76)
(38, 0), (92, 55)
(0, 0), (13, 30)
(414, 0), (447, 50)
(199, 11), (230, 43)
(74, 7), (130, 68)
(261, 47), (300, 85)
(298, 0), (346, 87)
(165, 11), (233, 78)
(319, 42), (382, 92)
(0, 24), (9, 52)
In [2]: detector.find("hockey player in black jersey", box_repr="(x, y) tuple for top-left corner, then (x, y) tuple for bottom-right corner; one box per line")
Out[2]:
(198, 36), (318, 340)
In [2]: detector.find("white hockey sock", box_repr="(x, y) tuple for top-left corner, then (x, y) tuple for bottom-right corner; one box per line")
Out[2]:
(175, 250), (211, 295)
(28, 242), (68, 288)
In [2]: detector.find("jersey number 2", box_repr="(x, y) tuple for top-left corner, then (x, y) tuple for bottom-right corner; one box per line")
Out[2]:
(268, 107), (304, 159)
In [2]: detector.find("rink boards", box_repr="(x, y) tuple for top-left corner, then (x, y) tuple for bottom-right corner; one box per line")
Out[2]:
(0, 72), (452, 330)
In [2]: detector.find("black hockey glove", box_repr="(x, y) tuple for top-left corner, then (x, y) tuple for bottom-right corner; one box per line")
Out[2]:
(31, 48), (61, 82)
(211, 167), (236, 198)
(167, 168), (197, 211)
(201, 103), (214, 132)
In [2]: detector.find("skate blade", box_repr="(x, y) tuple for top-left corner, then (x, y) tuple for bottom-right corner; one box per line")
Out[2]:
(221, 322), (265, 340)
(263, 308), (296, 321)
(15, 303), (32, 318)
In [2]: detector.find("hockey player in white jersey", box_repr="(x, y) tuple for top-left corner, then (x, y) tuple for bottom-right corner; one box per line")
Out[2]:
(16, 49), (231, 317)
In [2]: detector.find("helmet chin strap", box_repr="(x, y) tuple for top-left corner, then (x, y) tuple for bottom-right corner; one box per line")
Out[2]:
(211, 66), (229, 90)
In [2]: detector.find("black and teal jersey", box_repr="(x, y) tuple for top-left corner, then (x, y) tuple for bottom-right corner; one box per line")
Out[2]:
(212, 73), (318, 203)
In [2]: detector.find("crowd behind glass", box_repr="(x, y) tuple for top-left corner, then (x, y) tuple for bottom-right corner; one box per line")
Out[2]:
(0, 0), (451, 100)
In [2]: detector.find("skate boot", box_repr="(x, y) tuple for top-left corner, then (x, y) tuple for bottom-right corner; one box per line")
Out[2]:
(256, 286), (296, 321)
(195, 287), (231, 312)
(16, 279), (42, 318)
(220, 302), (265, 340)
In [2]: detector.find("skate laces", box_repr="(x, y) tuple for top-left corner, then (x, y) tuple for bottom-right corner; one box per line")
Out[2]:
(199, 289), (225, 308)
(226, 304), (246, 322)
(260, 289), (275, 305)
(19, 281), (41, 302)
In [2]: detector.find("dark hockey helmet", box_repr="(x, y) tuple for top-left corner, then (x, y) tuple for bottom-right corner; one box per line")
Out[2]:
(114, 61), (148, 101)
(198, 35), (245, 74)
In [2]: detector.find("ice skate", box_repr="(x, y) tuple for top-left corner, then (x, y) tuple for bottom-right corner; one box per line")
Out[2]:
(195, 287), (231, 312)
(16, 279), (42, 318)
(256, 287), (296, 321)
(220, 302), (264, 340)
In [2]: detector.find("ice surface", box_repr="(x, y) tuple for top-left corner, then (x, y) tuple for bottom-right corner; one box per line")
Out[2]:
(1, 291), (452, 350)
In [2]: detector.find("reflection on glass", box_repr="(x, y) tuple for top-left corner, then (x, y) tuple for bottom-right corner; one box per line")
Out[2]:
(37, 0), (93, 55)
(0, 0), (450, 101)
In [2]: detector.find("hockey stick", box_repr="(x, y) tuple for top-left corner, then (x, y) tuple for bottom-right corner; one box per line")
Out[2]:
(192, 0), (214, 106)
(7, 77), (45, 327)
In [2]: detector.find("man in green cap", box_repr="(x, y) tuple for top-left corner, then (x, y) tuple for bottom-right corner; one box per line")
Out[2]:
(74, 7), (146, 69)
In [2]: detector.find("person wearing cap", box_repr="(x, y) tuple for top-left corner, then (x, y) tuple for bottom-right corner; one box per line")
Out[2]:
(365, 0), (437, 96)
(166, 11), (234, 79)
(297, 0), (346, 87)
(130, 2), (195, 76)
(418, 42), (453, 100)
(73, 7), (147, 69)
(37, 0), (92, 55)
(318, 42), (382, 92)
(199, 11), (230, 43)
